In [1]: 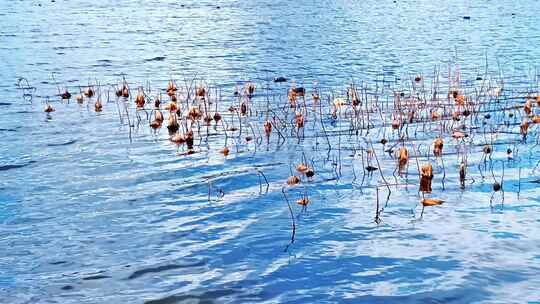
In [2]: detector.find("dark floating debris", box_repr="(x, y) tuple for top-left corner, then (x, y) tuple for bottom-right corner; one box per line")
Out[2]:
(274, 76), (287, 83)
(292, 87), (305, 95)
(60, 89), (71, 99)
(366, 166), (378, 172)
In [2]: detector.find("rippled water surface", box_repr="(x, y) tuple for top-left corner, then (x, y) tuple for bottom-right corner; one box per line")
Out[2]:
(2, 0), (540, 303)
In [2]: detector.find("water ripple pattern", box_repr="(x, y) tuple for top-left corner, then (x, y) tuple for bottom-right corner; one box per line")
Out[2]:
(1, 0), (540, 303)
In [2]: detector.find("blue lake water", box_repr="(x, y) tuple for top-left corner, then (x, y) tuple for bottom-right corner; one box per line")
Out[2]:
(1, 0), (540, 303)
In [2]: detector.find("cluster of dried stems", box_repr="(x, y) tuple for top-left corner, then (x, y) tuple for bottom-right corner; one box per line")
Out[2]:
(23, 61), (540, 251)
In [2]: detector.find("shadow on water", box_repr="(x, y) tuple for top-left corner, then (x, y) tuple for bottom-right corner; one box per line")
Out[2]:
(348, 287), (490, 304)
(144, 289), (237, 304)
(127, 259), (207, 280)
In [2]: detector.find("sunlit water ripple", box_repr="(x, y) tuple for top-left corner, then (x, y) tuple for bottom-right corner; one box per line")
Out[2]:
(1, 0), (540, 303)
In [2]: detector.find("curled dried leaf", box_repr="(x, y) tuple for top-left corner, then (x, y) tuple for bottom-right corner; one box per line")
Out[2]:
(287, 175), (300, 186)
(422, 198), (444, 206)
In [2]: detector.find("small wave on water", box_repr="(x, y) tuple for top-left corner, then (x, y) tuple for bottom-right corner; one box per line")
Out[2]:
(46, 139), (77, 147)
(144, 56), (167, 62)
(0, 160), (36, 172)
